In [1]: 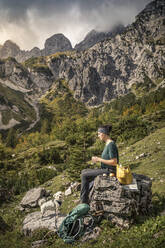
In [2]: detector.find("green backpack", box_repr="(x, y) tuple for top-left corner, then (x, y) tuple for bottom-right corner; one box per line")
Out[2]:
(58, 203), (94, 244)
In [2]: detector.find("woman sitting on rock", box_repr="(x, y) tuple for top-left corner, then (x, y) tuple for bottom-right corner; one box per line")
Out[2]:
(80, 124), (119, 204)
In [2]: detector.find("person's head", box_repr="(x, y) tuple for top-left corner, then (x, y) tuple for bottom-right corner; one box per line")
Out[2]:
(97, 125), (112, 141)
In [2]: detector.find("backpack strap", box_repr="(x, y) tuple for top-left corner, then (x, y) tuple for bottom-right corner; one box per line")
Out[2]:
(68, 218), (84, 239)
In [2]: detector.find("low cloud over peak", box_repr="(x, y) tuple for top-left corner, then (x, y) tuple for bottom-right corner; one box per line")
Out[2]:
(0, 0), (151, 50)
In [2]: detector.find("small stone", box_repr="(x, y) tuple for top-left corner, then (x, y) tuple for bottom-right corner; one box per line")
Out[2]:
(65, 187), (72, 196)
(31, 240), (46, 248)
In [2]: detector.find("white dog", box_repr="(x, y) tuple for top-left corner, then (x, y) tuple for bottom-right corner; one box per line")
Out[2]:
(38, 191), (63, 218)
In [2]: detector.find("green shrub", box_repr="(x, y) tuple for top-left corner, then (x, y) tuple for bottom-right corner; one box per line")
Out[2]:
(4, 171), (37, 195)
(54, 163), (67, 173)
(36, 168), (57, 184)
(0, 144), (11, 160)
(38, 147), (63, 165)
(32, 64), (53, 76)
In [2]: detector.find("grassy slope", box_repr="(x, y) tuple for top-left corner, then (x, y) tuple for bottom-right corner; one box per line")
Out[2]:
(120, 127), (165, 194)
(1, 80), (165, 247)
(0, 127), (165, 248)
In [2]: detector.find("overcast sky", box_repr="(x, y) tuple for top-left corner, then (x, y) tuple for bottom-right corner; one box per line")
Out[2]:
(0, 0), (151, 50)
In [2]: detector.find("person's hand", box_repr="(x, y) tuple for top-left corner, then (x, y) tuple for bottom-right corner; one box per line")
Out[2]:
(92, 156), (100, 163)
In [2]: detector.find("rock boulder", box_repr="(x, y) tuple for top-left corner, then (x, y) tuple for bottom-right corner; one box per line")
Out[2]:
(20, 187), (48, 209)
(89, 173), (152, 227)
(22, 211), (65, 236)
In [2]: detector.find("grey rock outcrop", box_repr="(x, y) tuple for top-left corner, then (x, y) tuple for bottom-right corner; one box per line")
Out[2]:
(22, 211), (65, 236)
(0, 56), (53, 131)
(64, 182), (81, 196)
(16, 47), (42, 63)
(20, 187), (48, 209)
(89, 174), (152, 227)
(0, 57), (33, 89)
(0, 40), (20, 59)
(0, 57), (39, 131)
(44, 33), (72, 56)
(20, 187), (66, 236)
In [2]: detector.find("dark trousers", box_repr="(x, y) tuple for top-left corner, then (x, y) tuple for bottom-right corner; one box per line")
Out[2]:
(80, 168), (114, 204)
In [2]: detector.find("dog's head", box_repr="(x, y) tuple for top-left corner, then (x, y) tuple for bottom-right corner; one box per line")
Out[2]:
(53, 191), (63, 201)
(38, 197), (47, 206)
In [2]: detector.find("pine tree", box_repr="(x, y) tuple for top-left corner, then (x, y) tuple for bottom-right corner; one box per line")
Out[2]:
(66, 145), (88, 181)
(41, 119), (50, 134)
(6, 128), (17, 148)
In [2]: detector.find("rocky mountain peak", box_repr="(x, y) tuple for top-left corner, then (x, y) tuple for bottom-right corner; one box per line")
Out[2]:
(0, 40), (20, 59)
(44, 33), (72, 56)
(84, 29), (101, 39)
(74, 29), (107, 51)
(0, 34), (73, 62)
(47, 0), (164, 107)
(74, 24), (125, 51)
(136, 0), (165, 20)
(0, 0), (164, 131)
(131, 0), (165, 44)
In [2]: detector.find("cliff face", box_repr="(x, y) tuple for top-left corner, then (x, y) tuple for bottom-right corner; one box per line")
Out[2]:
(48, 0), (165, 106)
(16, 47), (42, 63)
(0, 40), (20, 59)
(0, 0), (164, 131)
(43, 33), (72, 56)
(0, 57), (52, 131)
